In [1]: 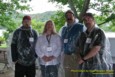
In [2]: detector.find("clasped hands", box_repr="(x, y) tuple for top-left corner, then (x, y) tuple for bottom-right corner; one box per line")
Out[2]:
(42, 55), (55, 62)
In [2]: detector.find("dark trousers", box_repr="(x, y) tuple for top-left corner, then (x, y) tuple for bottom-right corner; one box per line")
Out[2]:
(15, 63), (36, 77)
(40, 65), (58, 77)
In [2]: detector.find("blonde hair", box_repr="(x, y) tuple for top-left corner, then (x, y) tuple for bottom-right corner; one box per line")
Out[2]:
(43, 20), (57, 34)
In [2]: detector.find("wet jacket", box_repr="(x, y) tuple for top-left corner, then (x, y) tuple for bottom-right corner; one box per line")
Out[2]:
(61, 23), (83, 55)
(11, 26), (38, 66)
(77, 27), (113, 77)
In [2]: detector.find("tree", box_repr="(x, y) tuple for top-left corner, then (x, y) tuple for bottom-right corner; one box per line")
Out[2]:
(0, 0), (31, 32)
(0, 0), (32, 41)
(51, 10), (65, 32)
(49, 0), (115, 26)
(31, 19), (44, 34)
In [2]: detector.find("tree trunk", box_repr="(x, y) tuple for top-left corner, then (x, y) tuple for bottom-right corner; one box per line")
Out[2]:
(79, 0), (90, 23)
(68, 0), (78, 18)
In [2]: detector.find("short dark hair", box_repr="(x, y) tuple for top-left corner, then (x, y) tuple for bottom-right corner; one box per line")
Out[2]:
(83, 13), (94, 20)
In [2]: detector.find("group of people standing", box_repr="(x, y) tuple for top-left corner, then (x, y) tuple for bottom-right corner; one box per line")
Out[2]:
(10, 10), (113, 77)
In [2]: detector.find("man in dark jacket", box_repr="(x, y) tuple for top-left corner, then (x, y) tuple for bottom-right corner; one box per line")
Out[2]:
(11, 15), (38, 77)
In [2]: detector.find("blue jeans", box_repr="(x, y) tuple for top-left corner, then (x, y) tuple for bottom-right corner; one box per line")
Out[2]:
(40, 65), (58, 77)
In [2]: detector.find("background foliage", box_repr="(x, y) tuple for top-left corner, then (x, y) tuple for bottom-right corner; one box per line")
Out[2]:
(0, 0), (115, 47)
(49, 0), (115, 31)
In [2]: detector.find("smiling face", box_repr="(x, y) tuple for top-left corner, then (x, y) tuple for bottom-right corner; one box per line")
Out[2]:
(43, 20), (56, 35)
(65, 12), (75, 24)
(46, 21), (54, 32)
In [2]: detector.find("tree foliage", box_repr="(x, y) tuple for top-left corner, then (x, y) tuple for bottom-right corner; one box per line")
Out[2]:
(31, 19), (44, 34)
(51, 10), (65, 32)
(0, 0), (30, 32)
(49, 0), (115, 31)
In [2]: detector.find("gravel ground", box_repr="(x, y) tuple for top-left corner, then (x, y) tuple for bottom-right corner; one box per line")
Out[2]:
(0, 69), (13, 77)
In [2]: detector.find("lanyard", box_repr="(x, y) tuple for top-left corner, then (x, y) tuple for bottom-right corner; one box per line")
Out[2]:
(83, 27), (96, 54)
(86, 26), (95, 37)
(64, 25), (74, 39)
(46, 35), (51, 46)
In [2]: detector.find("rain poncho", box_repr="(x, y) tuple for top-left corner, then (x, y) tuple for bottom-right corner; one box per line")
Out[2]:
(11, 26), (38, 66)
(60, 20), (83, 55)
(35, 34), (62, 66)
(77, 27), (113, 77)
(59, 19), (84, 77)
(7, 33), (14, 69)
(35, 34), (62, 77)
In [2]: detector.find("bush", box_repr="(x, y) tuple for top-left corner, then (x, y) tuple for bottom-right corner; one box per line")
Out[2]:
(0, 37), (5, 45)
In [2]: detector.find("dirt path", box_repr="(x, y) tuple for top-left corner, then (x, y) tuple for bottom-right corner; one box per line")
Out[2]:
(0, 68), (13, 77)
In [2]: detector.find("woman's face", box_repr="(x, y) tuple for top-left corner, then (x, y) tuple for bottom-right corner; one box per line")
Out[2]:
(46, 21), (53, 32)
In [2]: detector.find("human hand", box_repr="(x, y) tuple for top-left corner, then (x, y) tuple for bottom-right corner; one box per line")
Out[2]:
(78, 59), (84, 64)
(49, 56), (55, 61)
(78, 57), (84, 65)
(42, 55), (54, 62)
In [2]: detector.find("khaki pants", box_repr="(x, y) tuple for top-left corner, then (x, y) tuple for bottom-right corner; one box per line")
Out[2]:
(63, 54), (78, 77)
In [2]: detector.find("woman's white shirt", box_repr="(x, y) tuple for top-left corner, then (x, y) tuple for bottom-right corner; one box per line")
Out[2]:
(35, 34), (62, 66)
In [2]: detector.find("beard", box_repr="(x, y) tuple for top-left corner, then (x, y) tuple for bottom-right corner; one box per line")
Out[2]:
(85, 23), (91, 26)
(67, 18), (73, 23)
(67, 18), (72, 20)
(23, 24), (30, 29)
(25, 23), (29, 26)
(24, 23), (30, 27)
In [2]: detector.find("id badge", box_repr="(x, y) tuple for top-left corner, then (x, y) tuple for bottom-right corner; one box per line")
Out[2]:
(64, 39), (68, 43)
(86, 38), (91, 43)
(29, 37), (34, 42)
(47, 47), (52, 52)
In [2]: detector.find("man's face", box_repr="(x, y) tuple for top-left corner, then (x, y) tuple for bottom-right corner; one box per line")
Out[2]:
(22, 19), (31, 27)
(83, 16), (95, 29)
(65, 12), (75, 23)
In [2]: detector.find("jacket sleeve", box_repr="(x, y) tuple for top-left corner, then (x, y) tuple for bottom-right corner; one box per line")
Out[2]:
(32, 30), (39, 58)
(11, 30), (19, 62)
(33, 30), (39, 43)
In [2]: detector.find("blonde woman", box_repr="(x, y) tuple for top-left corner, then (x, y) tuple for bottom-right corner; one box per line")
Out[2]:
(35, 20), (62, 77)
